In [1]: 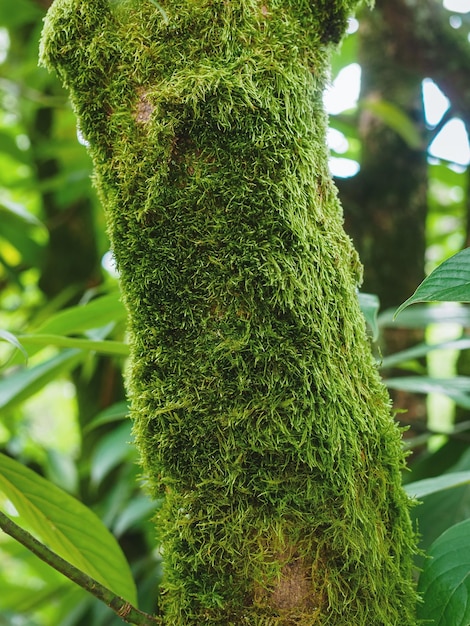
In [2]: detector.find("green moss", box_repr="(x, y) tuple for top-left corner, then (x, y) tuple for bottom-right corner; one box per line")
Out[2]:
(40, 1), (417, 623)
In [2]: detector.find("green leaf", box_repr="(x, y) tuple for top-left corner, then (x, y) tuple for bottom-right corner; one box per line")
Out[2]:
(17, 333), (129, 357)
(35, 292), (126, 336)
(395, 248), (470, 317)
(83, 401), (129, 433)
(361, 98), (422, 149)
(330, 35), (358, 79)
(385, 376), (470, 408)
(0, 0), (43, 27)
(90, 422), (135, 487)
(380, 338), (470, 370)
(0, 329), (28, 362)
(379, 303), (470, 329)
(0, 198), (45, 228)
(0, 199), (45, 272)
(44, 449), (79, 495)
(0, 453), (137, 604)
(417, 519), (470, 625)
(357, 292), (379, 340)
(411, 482), (470, 559)
(0, 131), (30, 165)
(405, 471), (470, 499)
(113, 495), (159, 537)
(0, 350), (83, 411)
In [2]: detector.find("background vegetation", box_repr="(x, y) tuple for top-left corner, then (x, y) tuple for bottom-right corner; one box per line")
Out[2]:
(0, 0), (469, 624)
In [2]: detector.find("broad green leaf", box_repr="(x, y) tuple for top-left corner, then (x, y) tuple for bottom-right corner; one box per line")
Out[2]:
(0, 453), (137, 604)
(17, 333), (129, 357)
(405, 471), (470, 499)
(395, 248), (470, 317)
(0, 350), (83, 412)
(418, 519), (470, 625)
(357, 292), (379, 340)
(385, 376), (470, 408)
(381, 338), (470, 370)
(361, 98), (422, 149)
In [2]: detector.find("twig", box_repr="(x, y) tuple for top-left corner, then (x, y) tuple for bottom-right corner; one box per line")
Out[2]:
(0, 511), (162, 626)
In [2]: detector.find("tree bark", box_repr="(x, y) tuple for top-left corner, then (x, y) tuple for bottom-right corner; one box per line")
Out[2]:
(40, 1), (418, 623)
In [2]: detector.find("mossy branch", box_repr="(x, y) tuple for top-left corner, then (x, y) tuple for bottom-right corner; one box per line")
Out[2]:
(0, 511), (162, 626)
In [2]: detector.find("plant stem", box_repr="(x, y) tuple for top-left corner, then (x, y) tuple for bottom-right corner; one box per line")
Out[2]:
(0, 510), (161, 626)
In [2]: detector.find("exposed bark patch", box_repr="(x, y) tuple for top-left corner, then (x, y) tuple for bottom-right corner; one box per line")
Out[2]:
(253, 544), (323, 622)
(134, 88), (154, 123)
(270, 556), (315, 612)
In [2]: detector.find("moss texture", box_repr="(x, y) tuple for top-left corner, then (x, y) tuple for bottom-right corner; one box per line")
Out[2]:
(40, 1), (418, 623)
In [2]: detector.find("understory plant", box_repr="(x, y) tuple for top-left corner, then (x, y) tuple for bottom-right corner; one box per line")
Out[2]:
(36, 0), (418, 623)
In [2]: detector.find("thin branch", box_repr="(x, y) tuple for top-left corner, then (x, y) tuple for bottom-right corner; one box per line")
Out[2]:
(0, 511), (162, 626)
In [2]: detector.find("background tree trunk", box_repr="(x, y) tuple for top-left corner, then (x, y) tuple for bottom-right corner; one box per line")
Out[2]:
(338, 0), (428, 434)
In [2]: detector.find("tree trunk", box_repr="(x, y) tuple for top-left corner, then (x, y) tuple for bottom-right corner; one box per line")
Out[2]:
(338, 0), (429, 437)
(40, 1), (418, 623)
(341, 1), (428, 311)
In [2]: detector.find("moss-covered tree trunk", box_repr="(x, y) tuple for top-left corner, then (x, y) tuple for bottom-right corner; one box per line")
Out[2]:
(40, 1), (418, 623)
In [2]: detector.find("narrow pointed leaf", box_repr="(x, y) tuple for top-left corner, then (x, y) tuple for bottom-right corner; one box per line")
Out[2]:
(0, 453), (137, 604)
(36, 292), (126, 336)
(357, 292), (379, 340)
(18, 334), (129, 357)
(83, 401), (129, 433)
(0, 330), (28, 362)
(380, 338), (470, 370)
(90, 422), (135, 487)
(361, 98), (422, 149)
(113, 495), (159, 537)
(380, 303), (470, 329)
(385, 376), (470, 408)
(0, 198), (45, 228)
(396, 248), (470, 317)
(0, 350), (83, 411)
(405, 472), (470, 499)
